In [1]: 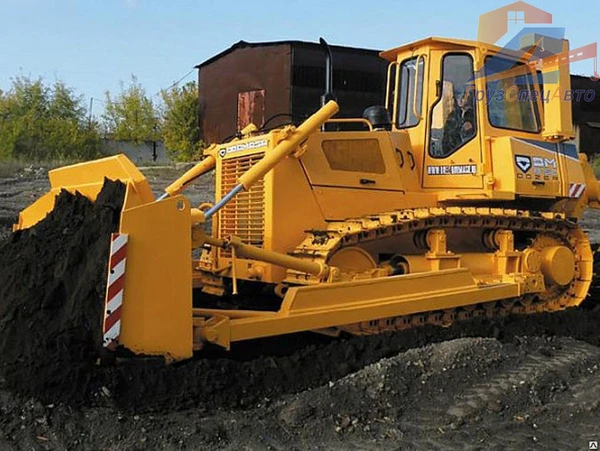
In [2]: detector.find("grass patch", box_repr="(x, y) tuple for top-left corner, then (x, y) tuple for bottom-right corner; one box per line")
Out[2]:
(591, 156), (600, 179)
(0, 154), (117, 178)
(0, 161), (30, 178)
(0, 157), (192, 181)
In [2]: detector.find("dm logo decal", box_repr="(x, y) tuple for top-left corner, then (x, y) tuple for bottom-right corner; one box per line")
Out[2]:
(515, 155), (532, 173)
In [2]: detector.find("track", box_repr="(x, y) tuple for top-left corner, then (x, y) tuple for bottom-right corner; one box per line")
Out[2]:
(585, 242), (600, 308)
(285, 207), (594, 335)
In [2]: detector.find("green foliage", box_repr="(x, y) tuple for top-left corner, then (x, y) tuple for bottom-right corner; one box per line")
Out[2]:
(0, 73), (205, 164)
(160, 81), (205, 162)
(0, 76), (102, 161)
(103, 75), (160, 144)
(591, 155), (600, 179)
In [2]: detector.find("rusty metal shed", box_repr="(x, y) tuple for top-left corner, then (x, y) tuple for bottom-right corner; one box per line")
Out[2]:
(571, 75), (600, 155)
(196, 40), (388, 144)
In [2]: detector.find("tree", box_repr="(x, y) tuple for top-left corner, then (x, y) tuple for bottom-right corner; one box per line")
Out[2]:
(103, 75), (160, 144)
(160, 81), (204, 161)
(0, 76), (102, 161)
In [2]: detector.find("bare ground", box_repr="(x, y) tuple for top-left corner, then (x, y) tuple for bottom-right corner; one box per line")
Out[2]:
(0, 163), (599, 450)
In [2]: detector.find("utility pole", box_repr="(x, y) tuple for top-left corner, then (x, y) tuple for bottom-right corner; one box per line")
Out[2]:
(152, 123), (158, 162)
(88, 97), (94, 129)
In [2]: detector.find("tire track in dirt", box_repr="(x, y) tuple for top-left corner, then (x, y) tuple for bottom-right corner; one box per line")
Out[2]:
(445, 342), (600, 421)
(403, 339), (600, 451)
(208, 336), (600, 451)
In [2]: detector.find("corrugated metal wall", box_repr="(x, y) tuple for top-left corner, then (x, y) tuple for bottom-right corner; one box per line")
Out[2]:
(198, 44), (292, 144)
(291, 45), (387, 122)
(571, 75), (600, 155)
(198, 42), (389, 144)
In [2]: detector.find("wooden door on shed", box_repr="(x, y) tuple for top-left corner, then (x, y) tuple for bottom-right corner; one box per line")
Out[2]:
(237, 89), (265, 132)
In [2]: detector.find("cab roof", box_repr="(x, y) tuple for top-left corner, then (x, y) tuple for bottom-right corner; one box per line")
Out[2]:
(380, 37), (503, 61)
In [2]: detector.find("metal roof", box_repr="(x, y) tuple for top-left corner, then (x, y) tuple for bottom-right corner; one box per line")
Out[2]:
(195, 40), (383, 69)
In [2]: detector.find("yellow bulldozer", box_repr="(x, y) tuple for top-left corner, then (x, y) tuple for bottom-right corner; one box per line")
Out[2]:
(15, 36), (600, 361)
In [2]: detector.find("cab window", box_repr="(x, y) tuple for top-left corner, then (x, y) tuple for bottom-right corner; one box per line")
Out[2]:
(485, 56), (540, 133)
(429, 54), (477, 158)
(396, 57), (424, 128)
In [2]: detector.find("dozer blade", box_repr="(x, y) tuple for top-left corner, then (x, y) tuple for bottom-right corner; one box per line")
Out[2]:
(14, 154), (154, 231)
(15, 153), (193, 360)
(104, 195), (193, 360)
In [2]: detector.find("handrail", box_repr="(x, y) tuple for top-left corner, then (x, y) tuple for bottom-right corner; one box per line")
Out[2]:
(386, 61), (400, 125)
(325, 118), (373, 131)
(385, 62), (397, 111)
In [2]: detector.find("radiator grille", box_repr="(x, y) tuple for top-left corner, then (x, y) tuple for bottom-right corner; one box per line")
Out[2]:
(219, 152), (265, 257)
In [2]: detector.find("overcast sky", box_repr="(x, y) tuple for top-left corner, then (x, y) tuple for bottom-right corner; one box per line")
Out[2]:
(0, 0), (598, 117)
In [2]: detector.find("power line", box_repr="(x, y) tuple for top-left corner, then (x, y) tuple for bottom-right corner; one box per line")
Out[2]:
(94, 67), (197, 102)
(87, 97), (107, 120)
(87, 68), (197, 119)
(157, 68), (196, 95)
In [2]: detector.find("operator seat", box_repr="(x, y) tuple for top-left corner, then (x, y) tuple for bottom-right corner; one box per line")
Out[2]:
(363, 106), (392, 131)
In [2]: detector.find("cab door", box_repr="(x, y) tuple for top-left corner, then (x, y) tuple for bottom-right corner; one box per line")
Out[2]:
(422, 51), (483, 189)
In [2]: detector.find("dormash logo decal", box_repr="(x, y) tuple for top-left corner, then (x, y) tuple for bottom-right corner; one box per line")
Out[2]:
(515, 155), (532, 173)
(218, 139), (268, 158)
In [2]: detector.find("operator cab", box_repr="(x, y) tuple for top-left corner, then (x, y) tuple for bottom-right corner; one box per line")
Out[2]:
(380, 36), (578, 202)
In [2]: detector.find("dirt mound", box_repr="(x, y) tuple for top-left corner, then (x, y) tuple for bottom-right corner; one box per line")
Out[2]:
(255, 335), (600, 449)
(99, 306), (600, 413)
(0, 220), (13, 241)
(2, 335), (598, 450)
(0, 180), (125, 403)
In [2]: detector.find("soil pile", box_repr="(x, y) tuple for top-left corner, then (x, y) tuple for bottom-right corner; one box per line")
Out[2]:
(1, 335), (598, 450)
(101, 306), (600, 413)
(251, 335), (600, 450)
(0, 180), (125, 403)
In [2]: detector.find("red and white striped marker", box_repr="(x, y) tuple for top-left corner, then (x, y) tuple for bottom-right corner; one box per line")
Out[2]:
(102, 233), (128, 348)
(568, 183), (586, 198)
